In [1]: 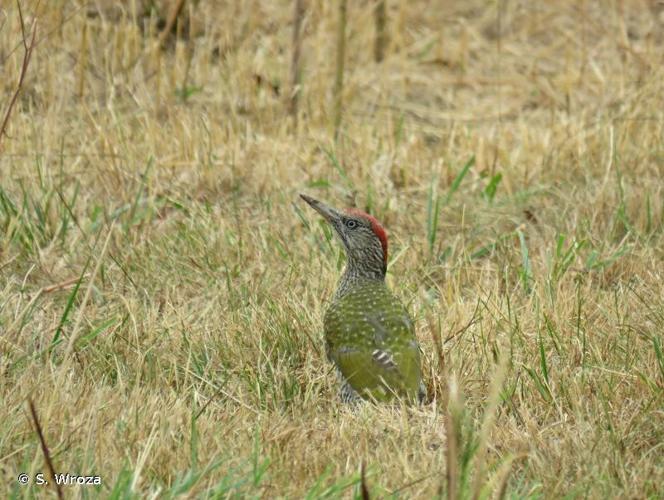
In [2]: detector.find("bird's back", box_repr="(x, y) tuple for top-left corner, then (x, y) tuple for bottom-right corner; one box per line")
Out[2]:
(323, 281), (422, 402)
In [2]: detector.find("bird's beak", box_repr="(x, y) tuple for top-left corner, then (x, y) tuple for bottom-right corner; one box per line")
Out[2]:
(299, 194), (342, 224)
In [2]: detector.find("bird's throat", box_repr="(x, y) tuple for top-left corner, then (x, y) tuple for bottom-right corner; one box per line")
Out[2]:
(334, 258), (386, 299)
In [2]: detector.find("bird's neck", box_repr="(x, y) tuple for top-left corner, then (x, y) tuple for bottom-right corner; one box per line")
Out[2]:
(334, 255), (386, 299)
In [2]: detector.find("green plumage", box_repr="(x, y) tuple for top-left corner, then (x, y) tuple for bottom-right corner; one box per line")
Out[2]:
(324, 281), (422, 402)
(299, 193), (424, 403)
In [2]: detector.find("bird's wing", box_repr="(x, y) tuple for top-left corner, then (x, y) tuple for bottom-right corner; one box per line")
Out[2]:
(327, 309), (421, 401)
(329, 346), (395, 401)
(323, 283), (422, 401)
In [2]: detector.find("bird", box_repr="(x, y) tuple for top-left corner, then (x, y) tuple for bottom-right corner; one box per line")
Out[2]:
(300, 194), (425, 403)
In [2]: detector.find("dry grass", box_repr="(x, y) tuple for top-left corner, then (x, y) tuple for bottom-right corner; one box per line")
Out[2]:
(1, 0), (663, 498)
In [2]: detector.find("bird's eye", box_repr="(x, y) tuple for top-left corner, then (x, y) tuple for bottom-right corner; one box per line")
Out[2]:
(345, 219), (358, 229)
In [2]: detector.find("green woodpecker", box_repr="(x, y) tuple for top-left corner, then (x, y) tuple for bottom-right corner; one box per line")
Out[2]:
(300, 194), (424, 403)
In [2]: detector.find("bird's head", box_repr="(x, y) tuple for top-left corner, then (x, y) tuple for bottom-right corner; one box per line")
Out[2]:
(300, 194), (388, 276)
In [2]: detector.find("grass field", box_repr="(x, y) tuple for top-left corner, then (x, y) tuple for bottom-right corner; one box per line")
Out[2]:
(1, 0), (663, 498)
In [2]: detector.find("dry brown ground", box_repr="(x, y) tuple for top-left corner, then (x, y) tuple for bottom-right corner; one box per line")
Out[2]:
(1, 0), (663, 498)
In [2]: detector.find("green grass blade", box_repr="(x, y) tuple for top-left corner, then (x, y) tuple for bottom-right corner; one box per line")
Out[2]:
(517, 229), (532, 293)
(443, 155), (474, 206)
(50, 255), (93, 355)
